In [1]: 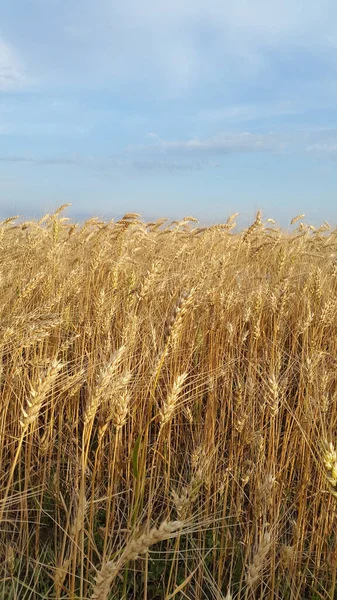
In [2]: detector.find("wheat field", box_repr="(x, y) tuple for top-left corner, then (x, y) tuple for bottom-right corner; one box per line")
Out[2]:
(1, 205), (337, 599)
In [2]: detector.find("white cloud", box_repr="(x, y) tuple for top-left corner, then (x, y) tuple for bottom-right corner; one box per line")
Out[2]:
(195, 102), (298, 124)
(132, 128), (337, 164)
(307, 143), (337, 156)
(0, 38), (29, 91)
(2, 128), (337, 173)
(155, 131), (288, 154)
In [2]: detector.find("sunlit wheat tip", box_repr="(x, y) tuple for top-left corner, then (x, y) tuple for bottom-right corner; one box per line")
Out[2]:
(291, 214), (305, 225)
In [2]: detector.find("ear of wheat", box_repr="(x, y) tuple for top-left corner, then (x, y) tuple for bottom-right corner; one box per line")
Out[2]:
(84, 345), (126, 425)
(159, 372), (188, 428)
(322, 440), (337, 497)
(20, 359), (63, 430)
(245, 527), (271, 588)
(91, 520), (183, 600)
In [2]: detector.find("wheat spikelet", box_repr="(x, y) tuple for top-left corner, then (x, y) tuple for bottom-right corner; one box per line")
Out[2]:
(53, 558), (72, 596)
(67, 223), (78, 237)
(91, 520), (183, 600)
(111, 371), (132, 396)
(319, 297), (336, 326)
(84, 346), (126, 425)
(39, 428), (51, 456)
(1, 215), (19, 226)
(171, 445), (209, 518)
(227, 212), (240, 224)
(20, 220), (37, 230)
(69, 494), (89, 538)
(193, 227), (207, 234)
(183, 404), (193, 423)
(171, 469), (203, 519)
(181, 216), (199, 223)
(242, 210), (263, 241)
(164, 288), (195, 344)
(21, 315), (63, 346)
(245, 527), (271, 588)
(121, 212), (141, 220)
(115, 218), (136, 228)
(52, 203), (72, 217)
(112, 391), (130, 429)
(159, 372), (187, 428)
(171, 487), (190, 520)
(279, 544), (296, 571)
(124, 520), (183, 561)
(255, 474), (276, 518)
(136, 262), (160, 301)
(20, 359), (63, 429)
(17, 270), (46, 302)
(209, 223), (233, 232)
(97, 371), (132, 436)
(322, 440), (337, 497)
(52, 490), (90, 592)
(146, 218), (169, 231)
(37, 213), (50, 225)
(290, 214), (305, 225)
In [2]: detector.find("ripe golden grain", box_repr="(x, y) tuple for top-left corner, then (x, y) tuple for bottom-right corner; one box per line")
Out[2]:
(1, 210), (337, 600)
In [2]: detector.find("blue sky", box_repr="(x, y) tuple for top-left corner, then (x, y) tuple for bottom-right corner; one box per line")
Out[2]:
(1, 0), (337, 225)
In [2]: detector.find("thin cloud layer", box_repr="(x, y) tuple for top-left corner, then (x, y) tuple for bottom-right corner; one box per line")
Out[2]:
(0, 38), (29, 90)
(2, 129), (337, 174)
(156, 132), (287, 154)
